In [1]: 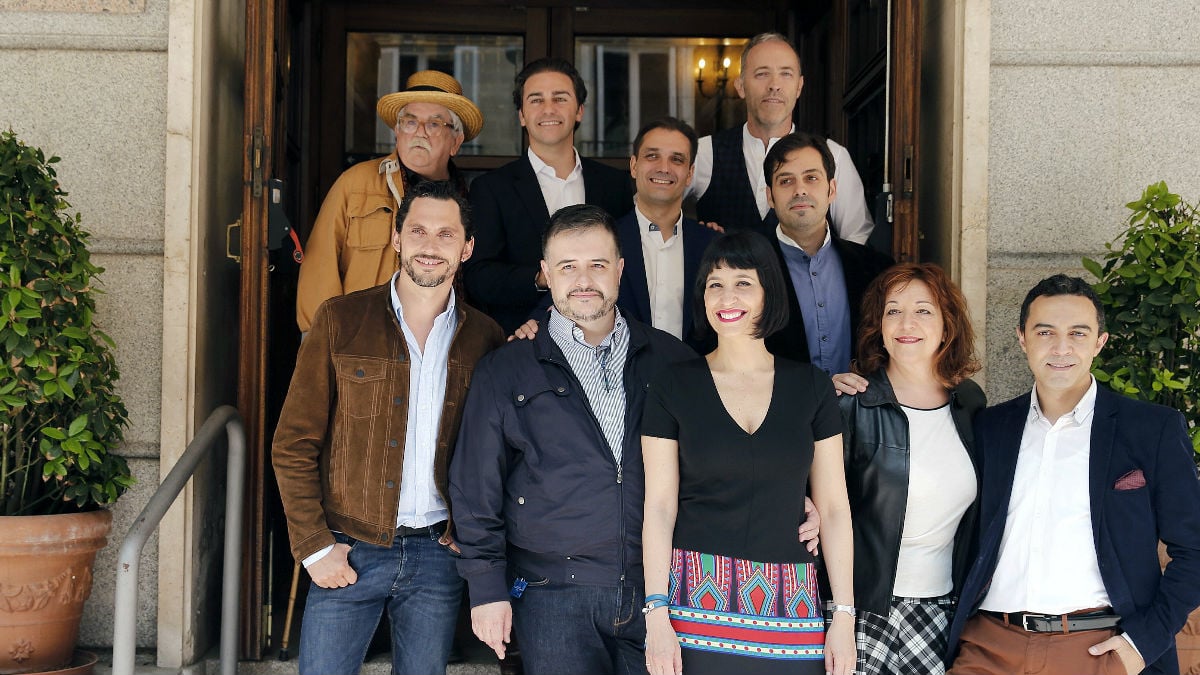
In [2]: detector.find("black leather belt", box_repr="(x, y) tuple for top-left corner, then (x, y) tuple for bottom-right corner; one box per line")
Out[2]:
(396, 521), (446, 538)
(982, 609), (1120, 633)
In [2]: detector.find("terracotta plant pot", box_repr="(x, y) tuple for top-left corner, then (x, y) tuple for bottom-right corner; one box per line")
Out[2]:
(0, 510), (112, 675)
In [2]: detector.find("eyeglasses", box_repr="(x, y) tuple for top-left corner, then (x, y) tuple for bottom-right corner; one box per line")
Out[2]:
(397, 116), (454, 136)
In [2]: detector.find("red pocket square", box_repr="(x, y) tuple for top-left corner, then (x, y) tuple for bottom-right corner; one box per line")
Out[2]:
(1114, 469), (1146, 490)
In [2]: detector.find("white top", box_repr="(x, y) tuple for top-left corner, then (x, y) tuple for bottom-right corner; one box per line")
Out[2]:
(980, 378), (1111, 614)
(528, 146), (585, 216)
(892, 403), (976, 598)
(689, 124), (874, 245)
(634, 204), (685, 339)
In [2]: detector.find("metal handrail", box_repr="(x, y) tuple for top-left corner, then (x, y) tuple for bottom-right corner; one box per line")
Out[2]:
(112, 405), (245, 675)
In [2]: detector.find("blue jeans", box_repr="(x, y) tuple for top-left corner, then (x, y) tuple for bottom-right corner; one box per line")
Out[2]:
(299, 529), (462, 675)
(510, 572), (648, 675)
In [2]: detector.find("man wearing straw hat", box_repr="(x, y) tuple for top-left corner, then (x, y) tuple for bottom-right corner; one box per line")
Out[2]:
(296, 70), (485, 333)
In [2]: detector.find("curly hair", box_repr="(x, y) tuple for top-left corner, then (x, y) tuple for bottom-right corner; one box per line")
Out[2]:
(854, 262), (980, 387)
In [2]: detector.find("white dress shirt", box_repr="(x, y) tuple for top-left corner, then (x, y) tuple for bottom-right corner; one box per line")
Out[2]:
(528, 146), (585, 217)
(634, 204), (685, 339)
(980, 378), (1110, 613)
(689, 124), (874, 245)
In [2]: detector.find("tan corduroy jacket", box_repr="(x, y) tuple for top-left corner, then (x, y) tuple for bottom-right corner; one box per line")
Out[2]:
(272, 282), (504, 561)
(295, 154), (403, 332)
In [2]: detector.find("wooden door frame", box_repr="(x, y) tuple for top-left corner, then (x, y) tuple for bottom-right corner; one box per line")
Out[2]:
(238, 0), (277, 659)
(888, 0), (920, 261)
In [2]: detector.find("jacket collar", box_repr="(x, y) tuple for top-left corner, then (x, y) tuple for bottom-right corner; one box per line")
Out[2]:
(856, 368), (972, 409)
(533, 308), (651, 364)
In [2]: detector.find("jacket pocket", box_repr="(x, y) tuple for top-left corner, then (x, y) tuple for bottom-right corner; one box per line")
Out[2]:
(347, 196), (394, 250)
(334, 356), (388, 419)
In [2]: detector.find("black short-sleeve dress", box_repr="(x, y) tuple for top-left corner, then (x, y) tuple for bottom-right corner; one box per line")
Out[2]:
(642, 357), (842, 675)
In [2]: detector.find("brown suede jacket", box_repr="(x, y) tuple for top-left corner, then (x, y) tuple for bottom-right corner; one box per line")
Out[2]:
(272, 282), (504, 561)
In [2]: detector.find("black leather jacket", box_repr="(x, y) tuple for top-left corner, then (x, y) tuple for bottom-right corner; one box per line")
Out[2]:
(837, 370), (986, 617)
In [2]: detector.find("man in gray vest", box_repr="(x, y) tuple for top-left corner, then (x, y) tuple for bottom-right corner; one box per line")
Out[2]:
(689, 32), (874, 245)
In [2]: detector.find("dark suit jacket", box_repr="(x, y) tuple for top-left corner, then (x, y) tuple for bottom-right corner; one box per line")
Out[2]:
(763, 229), (893, 365)
(464, 155), (634, 333)
(614, 211), (717, 353)
(947, 387), (1200, 674)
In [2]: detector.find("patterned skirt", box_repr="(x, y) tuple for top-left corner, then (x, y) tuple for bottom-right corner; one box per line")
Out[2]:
(667, 548), (826, 675)
(824, 594), (955, 675)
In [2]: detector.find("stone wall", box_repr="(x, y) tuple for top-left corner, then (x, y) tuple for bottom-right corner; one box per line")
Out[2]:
(0, 0), (171, 648)
(985, 0), (1200, 401)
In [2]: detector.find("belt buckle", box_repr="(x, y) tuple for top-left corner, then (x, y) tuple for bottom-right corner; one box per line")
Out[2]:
(1021, 613), (1037, 632)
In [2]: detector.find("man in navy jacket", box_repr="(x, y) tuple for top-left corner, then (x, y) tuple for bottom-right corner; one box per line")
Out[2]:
(615, 117), (717, 353)
(947, 275), (1200, 675)
(451, 205), (695, 674)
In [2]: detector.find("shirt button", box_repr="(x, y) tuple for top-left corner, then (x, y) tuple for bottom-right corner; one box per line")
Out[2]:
(517, 496), (525, 505)
(386, 480), (395, 489)
(811, 271), (818, 277)
(557, 386), (566, 393)
(817, 302), (825, 308)
(821, 335), (829, 342)
(516, 394), (525, 402)
(389, 439), (398, 447)
(355, 369), (365, 377)
(394, 397), (404, 405)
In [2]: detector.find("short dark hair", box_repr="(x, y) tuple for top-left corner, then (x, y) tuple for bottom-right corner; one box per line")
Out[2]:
(692, 230), (790, 341)
(855, 263), (981, 387)
(1019, 274), (1107, 333)
(739, 32), (802, 77)
(631, 117), (698, 166)
(541, 204), (621, 259)
(395, 180), (473, 239)
(763, 131), (836, 187)
(513, 57), (588, 131)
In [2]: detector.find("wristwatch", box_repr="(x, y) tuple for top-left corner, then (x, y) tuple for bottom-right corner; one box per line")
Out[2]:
(830, 604), (856, 618)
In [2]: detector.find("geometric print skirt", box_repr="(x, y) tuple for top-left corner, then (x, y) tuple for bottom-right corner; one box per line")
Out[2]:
(668, 549), (826, 674)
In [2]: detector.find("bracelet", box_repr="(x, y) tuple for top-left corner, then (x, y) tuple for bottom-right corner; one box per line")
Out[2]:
(645, 594), (668, 603)
(642, 599), (669, 615)
(830, 604), (856, 618)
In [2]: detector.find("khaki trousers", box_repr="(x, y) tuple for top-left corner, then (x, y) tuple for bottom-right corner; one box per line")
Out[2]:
(948, 613), (1125, 675)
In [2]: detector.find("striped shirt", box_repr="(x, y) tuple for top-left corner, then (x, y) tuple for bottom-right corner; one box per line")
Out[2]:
(546, 306), (629, 462)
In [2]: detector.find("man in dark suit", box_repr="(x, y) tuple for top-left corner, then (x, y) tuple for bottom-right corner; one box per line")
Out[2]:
(760, 131), (892, 373)
(465, 57), (634, 333)
(615, 117), (717, 353)
(947, 275), (1200, 675)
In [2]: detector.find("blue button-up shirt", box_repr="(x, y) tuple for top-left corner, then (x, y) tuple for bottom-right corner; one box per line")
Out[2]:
(390, 272), (458, 528)
(776, 226), (851, 375)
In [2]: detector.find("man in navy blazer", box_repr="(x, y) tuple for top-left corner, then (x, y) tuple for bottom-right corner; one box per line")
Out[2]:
(947, 275), (1200, 675)
(465, 57), (633, 333)
(615, 117), (717, 353)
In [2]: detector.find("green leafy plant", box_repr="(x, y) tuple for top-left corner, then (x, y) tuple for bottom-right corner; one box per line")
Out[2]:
(1, 128), (134, 515)
(1083, 181), (1200, 460)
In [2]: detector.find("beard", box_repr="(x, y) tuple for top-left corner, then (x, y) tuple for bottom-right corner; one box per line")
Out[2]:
(402, 254), (454, 288)
(554, 287), (616, 324)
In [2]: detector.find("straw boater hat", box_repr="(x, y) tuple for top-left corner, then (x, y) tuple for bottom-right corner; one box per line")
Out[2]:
(376, 70), (484, 142)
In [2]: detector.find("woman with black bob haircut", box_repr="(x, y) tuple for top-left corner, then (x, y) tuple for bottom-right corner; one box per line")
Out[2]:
(642, 230), (858, 675)
(831, 262), (985, 675)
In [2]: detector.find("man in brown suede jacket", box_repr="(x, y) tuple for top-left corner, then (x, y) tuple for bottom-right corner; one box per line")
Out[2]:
(273, 180), (503, 675)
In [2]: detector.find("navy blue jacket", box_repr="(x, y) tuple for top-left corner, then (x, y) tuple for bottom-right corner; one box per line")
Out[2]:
(947, 387), (1200, 673)
(450, 315), (696, 607)
(614, 211), (718, 353)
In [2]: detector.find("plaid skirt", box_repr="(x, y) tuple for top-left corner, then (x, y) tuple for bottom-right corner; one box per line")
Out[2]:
(826, 594), (955, 675)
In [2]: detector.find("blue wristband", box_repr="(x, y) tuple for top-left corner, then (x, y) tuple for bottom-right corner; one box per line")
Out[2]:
(644, 594), (668, 604)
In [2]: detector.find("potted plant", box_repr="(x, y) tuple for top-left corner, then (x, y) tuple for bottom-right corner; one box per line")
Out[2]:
(1084, 180), (1200, 670)
(1, 129), (134, 674)
(1083, 180), (1200, 460)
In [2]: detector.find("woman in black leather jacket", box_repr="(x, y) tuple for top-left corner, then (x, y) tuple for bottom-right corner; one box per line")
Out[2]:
(831, 263), (986, 675)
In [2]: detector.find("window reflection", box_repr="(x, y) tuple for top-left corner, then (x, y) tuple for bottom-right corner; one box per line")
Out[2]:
(345, 32), (524, 161)
(575, 37), (748, 157)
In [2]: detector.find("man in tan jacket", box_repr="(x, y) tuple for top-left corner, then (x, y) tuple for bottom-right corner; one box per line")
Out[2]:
(295, 70), (484, 332)
(275, 180), (503, 674)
